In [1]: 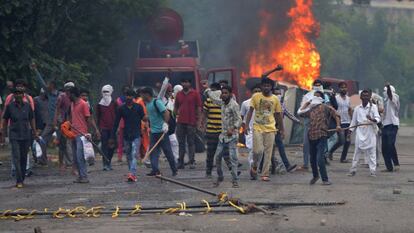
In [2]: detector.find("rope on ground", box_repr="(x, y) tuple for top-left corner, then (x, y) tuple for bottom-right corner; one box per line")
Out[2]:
(91, 206), (105, 218)
(0, 200), (346, 220)
(201, 200), (212, 214)
(0, 210), (12, 220)
(228, 201), (246, 214)
(111, 206), (120, 218)
(129, 204), (142, 216)
(53, 208), (66, 219)
(217, 192), (228, 203)
(162, 202), (187, 215)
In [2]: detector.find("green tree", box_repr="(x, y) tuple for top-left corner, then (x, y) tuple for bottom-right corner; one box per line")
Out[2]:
(0, 0), (162, 94)
(315, 3), (414, 117)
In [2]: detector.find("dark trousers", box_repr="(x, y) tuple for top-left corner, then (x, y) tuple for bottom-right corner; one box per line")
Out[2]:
(309, 137), (329, 182)
(382, 125), (399, 171)
(176, 123), (196, 165)
(100, 129), (115, 167)
(10, 139), (30, 184)
(149, 133), (177, 173)
(39, 123), (55, 164)
(274, 132), (291, 169)
(206, 132), (230, 175)
(329, 123), (351, 161)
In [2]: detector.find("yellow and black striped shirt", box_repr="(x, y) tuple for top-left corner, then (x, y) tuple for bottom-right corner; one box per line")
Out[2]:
(203, 98), (222, 133)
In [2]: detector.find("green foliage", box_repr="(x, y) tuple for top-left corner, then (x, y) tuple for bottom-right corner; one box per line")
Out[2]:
(315, 3), (414, 117)
(0, 0), (162, 94)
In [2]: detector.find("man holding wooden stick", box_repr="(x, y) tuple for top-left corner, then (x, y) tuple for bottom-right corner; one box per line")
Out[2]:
(298, 91), (340, 185)
(348, 90), (381, 177)
(141, 87), (177, 177)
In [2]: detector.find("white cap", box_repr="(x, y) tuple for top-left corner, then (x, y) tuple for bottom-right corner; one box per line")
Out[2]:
(64, 82), (75, 88)
(173, 85), (183, 96)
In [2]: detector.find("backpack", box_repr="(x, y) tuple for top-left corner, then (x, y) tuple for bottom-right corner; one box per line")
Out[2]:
(153, 99), (176, 135)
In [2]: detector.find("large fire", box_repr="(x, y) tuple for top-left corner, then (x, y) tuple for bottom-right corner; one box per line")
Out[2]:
(243, 0), (321, 90)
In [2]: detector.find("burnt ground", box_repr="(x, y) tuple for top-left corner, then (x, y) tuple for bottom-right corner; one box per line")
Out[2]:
(0, 127), (414, 233)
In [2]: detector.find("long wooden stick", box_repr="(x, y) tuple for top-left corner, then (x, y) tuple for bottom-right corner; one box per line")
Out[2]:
(327, 123), (375, 132)
(69, 123), (111, 163)
(155, 175), (271, 215)
(155, 175), (218, 196)
(141, 133), (166, 162)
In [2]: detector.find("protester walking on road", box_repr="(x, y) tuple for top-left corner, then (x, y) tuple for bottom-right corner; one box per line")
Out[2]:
(2, 89), (37, 188)
(271, 87), (299, 174)
(203, 82), (232, 178)
(32, 65), (60, 165)
(299, 91), (340, 185)
(157, 76), (179, 162)
(112, 89), (146, 182)
(2, 79), (35, 176)
(328, 82), (353, 163)
(116, 86), (130, 162)
(348, 90), (381, 177)
(297, 80), (324, 171)
(205, 86), (242, 188)
(96, 85), (117, 171)
(245, 78), (284, 182)
(54, 82), (75, 172)
(381, 83), (400, 172)
(241, 84), (262, 170)
(174, 78), (202, 169)
(69, 87), (100, 184)
(141, 87), (177, 177)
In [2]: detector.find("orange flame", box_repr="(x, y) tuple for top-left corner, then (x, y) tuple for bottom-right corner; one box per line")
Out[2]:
(243, 0), (320, 90)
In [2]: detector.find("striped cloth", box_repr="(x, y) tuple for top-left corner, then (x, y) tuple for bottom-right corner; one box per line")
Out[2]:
(203, 98), (222, 134)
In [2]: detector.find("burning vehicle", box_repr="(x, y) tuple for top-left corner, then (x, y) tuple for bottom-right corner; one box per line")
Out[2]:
(130, 1), (358, 145)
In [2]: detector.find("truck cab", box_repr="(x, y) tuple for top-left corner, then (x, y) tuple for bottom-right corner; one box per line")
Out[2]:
(130, 8), (239, 98)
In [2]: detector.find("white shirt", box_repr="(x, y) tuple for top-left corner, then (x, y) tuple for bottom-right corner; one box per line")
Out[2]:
(240, 98), (255, 149)
(240, 99), (254, 130)
(383, 93), (400, 126)
(350, 103), (381, 150)
(336, 94), (351, 124)
(298, 91), (315, 115)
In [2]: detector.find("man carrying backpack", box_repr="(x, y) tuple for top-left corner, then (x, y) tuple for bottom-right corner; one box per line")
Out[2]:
(141, 87), (177, 177)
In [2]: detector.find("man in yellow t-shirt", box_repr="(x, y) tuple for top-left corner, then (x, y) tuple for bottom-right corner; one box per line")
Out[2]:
(245, 78), (284, 181)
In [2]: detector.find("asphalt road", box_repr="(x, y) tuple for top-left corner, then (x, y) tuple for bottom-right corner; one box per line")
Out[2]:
(0, 127), (414, 233)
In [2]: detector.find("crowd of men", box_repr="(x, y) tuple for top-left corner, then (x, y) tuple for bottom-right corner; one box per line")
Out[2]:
(0, 68), (401, 189)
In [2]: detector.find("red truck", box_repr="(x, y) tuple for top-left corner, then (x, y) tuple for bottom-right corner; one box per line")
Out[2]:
(130, 8), (239, 99)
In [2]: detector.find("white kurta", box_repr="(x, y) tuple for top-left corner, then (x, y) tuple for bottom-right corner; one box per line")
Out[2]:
(350, 104), (381, 150)
(349, 103), (381, 173)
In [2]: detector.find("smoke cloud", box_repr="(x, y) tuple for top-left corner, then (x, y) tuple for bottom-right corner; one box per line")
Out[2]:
(169, 0), (294, 71)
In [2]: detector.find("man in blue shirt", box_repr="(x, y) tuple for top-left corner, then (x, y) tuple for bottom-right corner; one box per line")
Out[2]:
(112, 89), (145, 182)
(141, 87), (177, 177)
